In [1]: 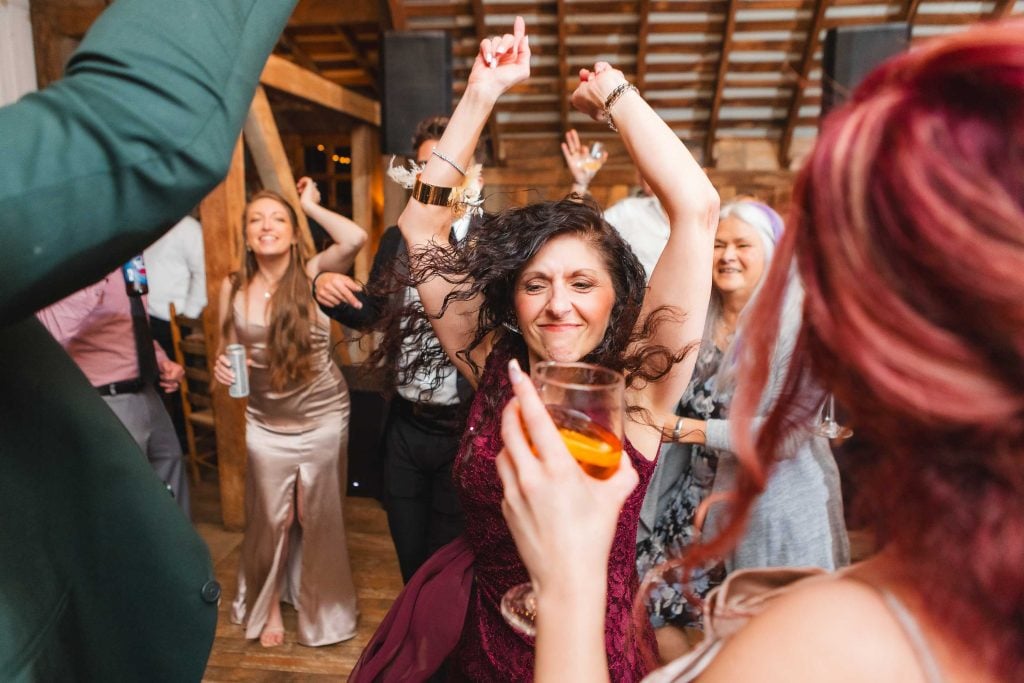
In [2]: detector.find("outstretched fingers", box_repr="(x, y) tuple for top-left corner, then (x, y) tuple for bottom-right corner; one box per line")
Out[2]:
(478, 17), (530, 70)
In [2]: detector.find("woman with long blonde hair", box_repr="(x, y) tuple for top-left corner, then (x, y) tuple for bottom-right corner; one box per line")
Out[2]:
(214, 177), (366, 648)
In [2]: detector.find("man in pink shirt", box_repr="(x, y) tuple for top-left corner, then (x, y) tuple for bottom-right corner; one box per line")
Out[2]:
(37, 269), (190, 518)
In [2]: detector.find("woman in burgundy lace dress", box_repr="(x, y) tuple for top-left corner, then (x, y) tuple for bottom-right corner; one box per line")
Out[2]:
(350, 17), (719, 682)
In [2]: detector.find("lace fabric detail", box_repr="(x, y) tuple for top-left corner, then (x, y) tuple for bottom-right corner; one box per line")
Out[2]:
(450, 344), (658, 681)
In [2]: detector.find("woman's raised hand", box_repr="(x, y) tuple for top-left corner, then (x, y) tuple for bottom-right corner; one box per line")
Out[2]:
(467, 16), (531, 101)
(561, 129), (608, 188)
(296, 176), (321, 211)
(571, 62), (627, 125)
(495, 359), (638, 596)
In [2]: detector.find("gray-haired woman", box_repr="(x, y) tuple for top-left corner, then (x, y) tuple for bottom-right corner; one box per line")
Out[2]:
(636, 200), (849, 649)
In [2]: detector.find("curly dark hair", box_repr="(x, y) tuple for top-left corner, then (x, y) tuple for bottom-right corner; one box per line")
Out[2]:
(367, 196), (691, 424)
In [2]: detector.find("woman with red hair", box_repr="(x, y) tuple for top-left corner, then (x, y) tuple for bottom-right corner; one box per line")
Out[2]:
(496, 19), (1024, 683)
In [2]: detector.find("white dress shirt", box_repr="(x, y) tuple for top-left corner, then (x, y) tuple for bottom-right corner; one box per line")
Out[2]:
(144, 215), (206, 320)
(604, 195), (670, 280)
(395, 215), (472, 405)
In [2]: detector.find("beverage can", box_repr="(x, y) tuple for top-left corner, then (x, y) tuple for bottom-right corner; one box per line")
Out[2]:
(122, 254), (148, 297)
(226, 344), (249, 398)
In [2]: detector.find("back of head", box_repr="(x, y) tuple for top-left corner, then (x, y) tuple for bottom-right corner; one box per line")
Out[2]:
(726, 20), (1024, 679)
(412, 115), (487, 165)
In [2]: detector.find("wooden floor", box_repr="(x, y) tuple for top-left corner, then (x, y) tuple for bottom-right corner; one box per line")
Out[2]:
(191, 473), (874, 681)
(192, 475), (403, 681)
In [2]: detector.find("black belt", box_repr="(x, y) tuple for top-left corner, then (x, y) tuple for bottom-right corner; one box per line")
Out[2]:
(95, 378), (145, 396)
(392, 395), (461, 423)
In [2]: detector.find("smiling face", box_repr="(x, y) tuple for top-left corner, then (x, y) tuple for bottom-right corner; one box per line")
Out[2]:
(245, 196), (296, 258)
(713, 215), (767, 303)
(513, 232), (617, 365)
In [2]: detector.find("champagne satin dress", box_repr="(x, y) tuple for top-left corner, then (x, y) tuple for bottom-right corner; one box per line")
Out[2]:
(229, 306), (358, 646)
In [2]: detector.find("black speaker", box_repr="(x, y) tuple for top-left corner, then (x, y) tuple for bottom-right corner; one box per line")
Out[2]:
(822, 24), (911, 117)
(381, 31), (453, 156)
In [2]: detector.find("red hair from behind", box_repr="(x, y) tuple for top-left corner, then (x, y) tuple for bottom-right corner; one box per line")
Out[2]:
(687, 19), (1024, 681)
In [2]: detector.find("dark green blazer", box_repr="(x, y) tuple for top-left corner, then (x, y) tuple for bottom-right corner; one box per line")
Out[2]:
(0, 1), (296, 680)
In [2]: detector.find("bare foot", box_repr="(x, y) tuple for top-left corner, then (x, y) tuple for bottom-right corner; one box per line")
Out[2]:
(259, 603), (285, 647)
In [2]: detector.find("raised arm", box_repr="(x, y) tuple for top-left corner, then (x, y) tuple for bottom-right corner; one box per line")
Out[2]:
(572, 64), (719, 422)
(561, 129), (607, 197)
(299, 177), (368, 277)
(396, 16), (530, 383)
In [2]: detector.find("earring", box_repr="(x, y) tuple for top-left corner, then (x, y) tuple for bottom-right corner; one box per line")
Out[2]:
(502, 319), (521, 335)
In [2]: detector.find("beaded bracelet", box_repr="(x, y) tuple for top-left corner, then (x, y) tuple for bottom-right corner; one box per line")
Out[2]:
(603, 82), (639, 132)
(431, 148), (467, 176)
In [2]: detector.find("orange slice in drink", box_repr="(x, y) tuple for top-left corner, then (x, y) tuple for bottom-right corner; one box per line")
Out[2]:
(558, 426), (621, 480)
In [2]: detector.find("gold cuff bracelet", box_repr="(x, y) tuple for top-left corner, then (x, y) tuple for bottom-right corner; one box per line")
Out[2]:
(412, 175), (456, 207)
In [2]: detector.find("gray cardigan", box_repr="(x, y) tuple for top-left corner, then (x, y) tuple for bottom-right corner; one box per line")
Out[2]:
(638, 288), (850, 573)
(638, 418), (850, 572)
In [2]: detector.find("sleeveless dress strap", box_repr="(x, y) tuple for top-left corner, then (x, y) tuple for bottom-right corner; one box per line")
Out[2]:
(844, 576), (946, 683)
(643, 568), (946, 683)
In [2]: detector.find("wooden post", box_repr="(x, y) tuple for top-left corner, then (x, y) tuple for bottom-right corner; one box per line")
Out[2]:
(351, 123), (383, 282)
(199, 137), (248, 531)
(346, 123), (384, 363)
(29, 0), (100, 88)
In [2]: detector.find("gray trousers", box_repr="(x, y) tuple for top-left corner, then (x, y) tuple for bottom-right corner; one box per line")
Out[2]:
(103, 385), (191, 520)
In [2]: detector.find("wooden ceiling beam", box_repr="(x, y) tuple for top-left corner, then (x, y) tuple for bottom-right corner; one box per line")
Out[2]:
(471, 0), (507, 164)
(260, 54), (380, 125)
(704, 0), (739, 166)
(648, 0), (721, 9)
(557, 0), (570, 137)
(901, 0), (924, 24)
(336, 25), (379, 91)
(990, 0), (1018, 18)
(278, 30), (322, 74)
(384, 0), (408, 31)
(315, 70), (375, 86)
(636, 0), (651, 94)
(289, 0), (380, 26)
(777, 0), (827, 168)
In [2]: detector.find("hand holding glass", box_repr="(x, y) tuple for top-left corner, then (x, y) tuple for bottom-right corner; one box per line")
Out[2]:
(500, 361), (625, 636)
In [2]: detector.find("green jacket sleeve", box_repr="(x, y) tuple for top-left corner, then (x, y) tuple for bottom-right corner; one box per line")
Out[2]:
(0, 0), (297, 324)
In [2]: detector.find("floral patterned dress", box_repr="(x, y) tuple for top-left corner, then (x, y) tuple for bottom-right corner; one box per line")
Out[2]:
(635, 343), (729, 628)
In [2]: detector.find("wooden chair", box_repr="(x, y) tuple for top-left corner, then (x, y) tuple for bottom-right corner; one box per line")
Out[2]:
(168, 303), (217, 483)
